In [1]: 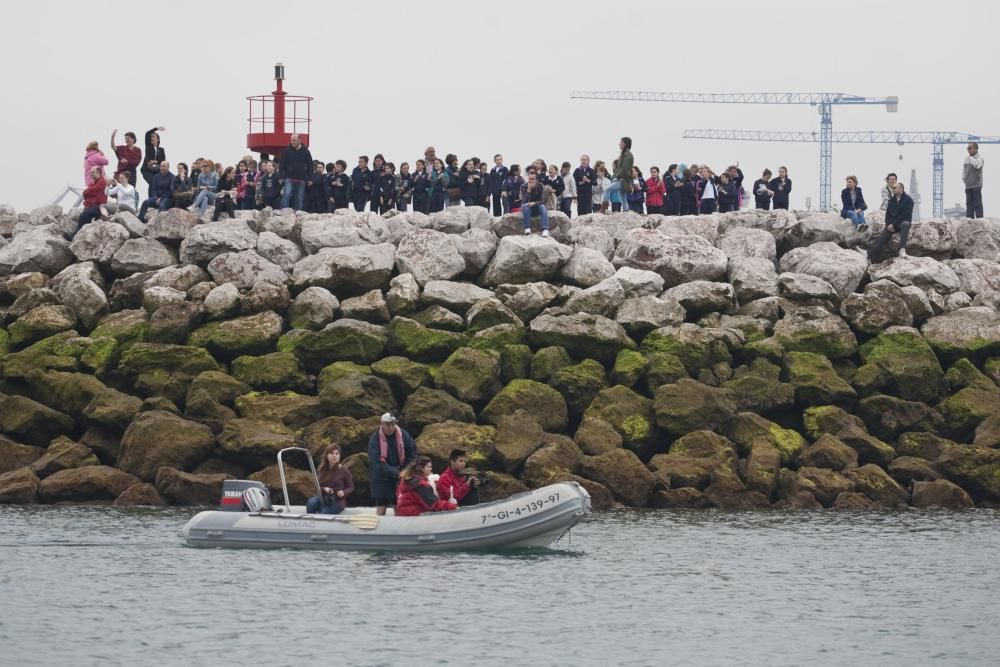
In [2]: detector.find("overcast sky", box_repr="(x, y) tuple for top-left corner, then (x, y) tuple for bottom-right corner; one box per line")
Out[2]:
(2, 0), (998, 216)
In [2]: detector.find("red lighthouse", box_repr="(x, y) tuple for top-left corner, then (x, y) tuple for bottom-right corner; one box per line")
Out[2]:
(246, 63), (313, 159)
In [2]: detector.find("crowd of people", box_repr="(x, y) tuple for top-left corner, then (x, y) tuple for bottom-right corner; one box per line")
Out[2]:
(77, 130), (984, 260)
(303, 413), (481, 517)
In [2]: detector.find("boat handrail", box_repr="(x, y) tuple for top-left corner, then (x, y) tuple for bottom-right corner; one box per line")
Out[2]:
(276, 447), (323, 513)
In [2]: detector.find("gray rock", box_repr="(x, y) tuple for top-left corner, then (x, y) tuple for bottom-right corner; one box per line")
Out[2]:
(297, 214), (388, 253)
(431, 207), (491, 234)
(778, 272), (839, 304)
(564, 276), (626, 318)
(558, 246), (617, 288)
(943, 291), (973, 312)
(616, 295), (686, 337)
(340, 289), (390, 323)
(385, 273), (421, 316)
(291, 243), (394, 293)
(0, 229), (75, 276)
(529, 312), (634, 363)
(394, 228), (466, 286)
(778, 241), (867, 299)
(55, 275), (109, 330)
(657, 214), (720, 244)
(840, 279), (913, 334)
(412, 305), (465, 331)
(50, 261), (103, 293)
(900, 285), (935, 323)
(28, 204), (63, 223)
(492, 210), (572, 240)
(70, 221), (131, 264)
(567, 225), (615, 259)
(495, 282), (560, 321)
(613, 267), (665, 298)
(110, 238), (178, 276)
(942, 258), (1000, 297)
(613, 229), (728, 288)
(954, 218), (1000, 261)
(465, 297), (523, 333)
(208, 250), (289, 290)
(662, 280), (737, 315)
(289, 286), (339, 330)
(145, 209), (201, 243)
(241, 281), (291, 315)
(717, 227), (777, 261)
(203, 283), (241, 320)
(905, 219), (956, 259)
(780, 211), (853, 249)
(110, 210), (146, 238)
(727, 257), (779, 303)
(144, 265), (212, 293)
(483, 235), (573, 286)
(421, 280), (494, 314)
(142, 286), (186, 314)
(922, 307), (1000, 361)
(772, 306), (858, 359)
(868, 256), (961, 294)
(179, 220), (258, 265)
(255, 231), (302, 273)
(451, 228), (499, 275)
(253, 210), (297, 238)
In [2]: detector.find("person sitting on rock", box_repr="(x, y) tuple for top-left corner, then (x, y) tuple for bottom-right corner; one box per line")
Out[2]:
(77, 166), (108, 233)
(841, 175), (868, 230)
(868, 181), (914, 261)
(367, 413), (416, 516)
(105, 170), (138, 215)
(137, 161), (174, 222)
(436, 448), (481, 507)
(396, 455), (458, 517)
(172, 163), (194, 210)
(306, 443), (354, 515)
(520, 168), (550, 237)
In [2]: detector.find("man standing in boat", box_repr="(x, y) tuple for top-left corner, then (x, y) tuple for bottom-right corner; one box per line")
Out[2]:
(367, 413), (417, 516)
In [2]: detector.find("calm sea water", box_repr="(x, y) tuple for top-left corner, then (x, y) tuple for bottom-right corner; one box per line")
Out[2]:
(1, 506), (998, 667)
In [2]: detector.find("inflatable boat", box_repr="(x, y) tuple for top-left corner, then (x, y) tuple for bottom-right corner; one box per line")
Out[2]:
(181, 447), (591, 551)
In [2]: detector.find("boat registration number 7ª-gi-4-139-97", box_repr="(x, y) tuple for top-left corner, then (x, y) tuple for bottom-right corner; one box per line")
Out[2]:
(481, 493), (561, 524)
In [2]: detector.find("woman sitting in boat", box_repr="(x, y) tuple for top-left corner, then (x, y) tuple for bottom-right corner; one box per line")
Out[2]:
(306, 444), (354, 515)
(395, 455), (458, 517)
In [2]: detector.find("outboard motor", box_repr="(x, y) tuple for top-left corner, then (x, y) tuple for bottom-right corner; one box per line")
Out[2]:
(220, 480), (272, 512)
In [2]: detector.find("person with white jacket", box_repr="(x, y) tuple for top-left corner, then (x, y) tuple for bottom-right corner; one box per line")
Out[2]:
(963, 142), (984, 218)
(560, 161), (577, 218)
(105, 172), (138, 214)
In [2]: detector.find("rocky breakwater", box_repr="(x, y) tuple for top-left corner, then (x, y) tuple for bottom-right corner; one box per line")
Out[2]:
(1, 201), (999, 510)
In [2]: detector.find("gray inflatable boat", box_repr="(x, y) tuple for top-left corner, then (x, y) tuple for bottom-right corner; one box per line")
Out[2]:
(182, 448), (591, 551)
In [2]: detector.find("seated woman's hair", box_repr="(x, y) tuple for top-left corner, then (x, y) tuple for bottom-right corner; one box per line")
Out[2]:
(318, 443), (342, 472)
(400, 455), (432, 481)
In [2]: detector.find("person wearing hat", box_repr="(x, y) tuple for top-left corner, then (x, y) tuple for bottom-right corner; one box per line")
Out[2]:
(367, 413), (417, 516)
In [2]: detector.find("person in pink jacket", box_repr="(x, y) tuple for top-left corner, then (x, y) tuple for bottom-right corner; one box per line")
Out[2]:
(83, 141), (109, 185)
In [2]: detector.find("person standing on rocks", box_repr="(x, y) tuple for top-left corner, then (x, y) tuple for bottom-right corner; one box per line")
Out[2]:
(351, 155), (373, 212)
(110, 130), (142, 185)
(868, 181), (913, 261)
(753, 169), (773, 210)
(489, 154), (509, 216)
(574, 155), (596, 216)
(769, 166), (792, 210)
(141, 127), (166, 197)
(367, 413), (416, 517)
(963, 142), (984, 218)
(278, 133), (313, 211)
(880, 172), (897, 211)
(599, 137), (634, 213)
(645, 166), (666, 214)
(137, 161), (175, 222)
(503, 164), (524, 212)
(258, 160), (282, 209)
(410, 160), (430, 214)
(83, 141), (109, 186)
(520, 168), (550, 237)
(326, 160), (352, 211)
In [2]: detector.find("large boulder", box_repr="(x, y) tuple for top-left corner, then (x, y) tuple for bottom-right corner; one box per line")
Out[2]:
(798, 433), (858, 471)
(217, 418), (297, 469)
(856, 394), (942, 441)
(289, 286), (339, 331)
(480, 379), (568, 433)
(578, 449), (656, 507)
(291, 243), (395, 294)
(868, 256), (961, 294)
(640, 324), (736, 374)
(853, 327), (946, 403)
(922, 308), (1000, 363)
(318, 373), (397, 420)
(654, 379), (737, 437)
(840, 279), (914, 334)
(298, 415), (381, 459)
(437, 347), (502, 405)
(615, 295), (685, 338)
(420, 280), (494, 314)
(401, 387), (476, 437)
(935, 446), (1000, 502)
(113, 482), (165, 506)
(117, 343), (220, 405)
(719, 412), (807, 465)
(386, 317), (467, 363)
(234, 393), (323, 430)
(772, 306), (857, 359)
(230, 352), (311, 393)
(415, 421), (496, 471)
(843, 464), (908, 507)
(451, 228), (499, 275)
(563, 276), (626, 318)
(339, 289), (389, 324)
(491, 412), (547, 474)
(110, 238), (178, 276)
(495, 282), (561, 321)
(529, 312), (633, 363)
(549, 359), (609, 421)
(154, 467), (230, 505)
(0, 229), (75, 276)
(116, 411), (216, 482)
(146, 208), (201, 243)
(82, 388), (143, 432)
(482, 235), (573, 285)
(465, 298), (522, 334)
(29, 437), (98, 478)
(394, 229), (466, 285)
(297, 215), (388, 253)
(717, 227), (777, 261)
(612, 229), (728, 288)
(277, 319), (386, 372)
(188, 311), (283, 361)
(7, 305), (76, 346)
(778, 241), (867, 299)
(255, 231), (303, 273)
(0, 394), (74, 446)
(954, 218), (1000, 261)
(207, 250), (289, 290)
(69, 221), (131, 264)
(0, 467), (40, 504)
(583, 385), (659, 457)
(179, 220), (258, 264)
(557, 246), (616, 288)
(38, 466), (140, 503)
(910, 479), (974, 508)
(783, 351), (857, 409)
(727, 257), (779, 303)
(385, 273), (421, 316)
(662, 280), (737, 316)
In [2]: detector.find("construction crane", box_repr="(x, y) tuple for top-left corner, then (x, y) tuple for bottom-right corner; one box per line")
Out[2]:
(681, 130), (1000, 217)
(570, 91), (899, 211)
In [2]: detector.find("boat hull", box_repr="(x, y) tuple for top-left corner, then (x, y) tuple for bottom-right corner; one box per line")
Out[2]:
(182, 482), (590, 551)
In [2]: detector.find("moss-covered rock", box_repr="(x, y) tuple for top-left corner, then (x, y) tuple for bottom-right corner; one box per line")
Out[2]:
(387, 317), (468, 363)
(783, 351), (857, 409)
(521, 435), (584, 488)
(415, 420), (497, 470)
(837, 428), (897, 468)
(584, 385), (658, 458)
(668, 430), (738, 463)
(38, 465), (140, 503)
(937, 386), (1000, 442)
(370, 356), (432, 403)
(886, 456), (941, 487)
(578, 449), (656, 507)
(183, 388), (236, 436)
(772, 309), (857, 359)
(231, 352), (312, 393)
(549, 359), (608, 421)
(248, 464), (317, 504)
(317, 361), (371, 391)
(921, 307), (1000, 364)
(90, 309), (150, 346)
(116, 410), (216, 482)
(29, 437), (98, 478)
(648, 453), (718, 491)
(528, 312), (635, 364)
(478, 471), (531, 503)
(8, 305), (77, 347)
(910, 479), (974, 508)
(798, 433), (858, 471)
(24, 370), (109, 420)
(801, 405), (866, 440)
(82, 388), (143, 433)
(740, 337), (785, 366)
(573, 416), (623, 455)
(298, 415), (381, 459)
(401, 387), (476, 437)
(719, 412), (807, 464)
(468, 324), (528, 353)
(318, 374), (397, 420)
(650, 487), (714, 509)
(217, 418), (297, 470)
(498, 344), (532, 384)
(795, 466), (854, 507)
(530, 346), (573, 383)
(854, 328), (946, 403)
(609, 349), (648, 389)
(935, 445), (1000, 502)
(186, 371), (251, 407)
(188, 311), (283, 361)
(844, 464), (908, 507)
(641, 324), (733, 374)
(0, 467), (40, 504)
(437, 348), (501, 405)
(0, 327), (8, 357)
(491, 412), (547, 474)
(945, 357), (995, 392)
(277, 319), (387, 372)
(79, 336), (119, 377)
(654, 379), (738, 438)
(480, 379), (568, 433)
(154, 467), (231, 506)
(0, 394), (74, 446)
(233, 392), (325, 429)
(896, 432), (959, 460)
(745, 439), (781, 499)
(0, 331), (89, 379)
(856, 394), (942, 441)
(644, 351), (689, 395)
(117, 342), (220, 406)
(721, 364), (795, 416)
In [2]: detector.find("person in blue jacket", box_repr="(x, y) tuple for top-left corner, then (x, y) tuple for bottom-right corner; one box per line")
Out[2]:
(840, 175), (868, 229)
(278, 133), (313, 211)
(367, 413), (417, 516)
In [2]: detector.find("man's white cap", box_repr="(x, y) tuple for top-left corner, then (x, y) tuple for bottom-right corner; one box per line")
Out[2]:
(380, 413), (397, 423)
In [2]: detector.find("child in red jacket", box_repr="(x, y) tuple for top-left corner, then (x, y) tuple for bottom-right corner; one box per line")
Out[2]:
(645, 166), (667, 214)
(396, 456), (458, 517)
(436, 448), (482, 506)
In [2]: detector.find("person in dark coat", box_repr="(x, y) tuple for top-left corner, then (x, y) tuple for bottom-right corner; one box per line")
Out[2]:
(410, 160), (430, 214)
(840, 175), (868, 228)
(306, 444), (354, 515)
(458, 159), (481, 207)
(278, 134), (313, 210)
(868, 182), (914, 261)
(769, 166), (792, 210)
(351, 156), (373, 212)
(367, 413), (417, 516)
(140, 126), (166, 197)
(489, 154), (509, 216)
(574, 155), (596, 216)
(306, 161), (330, 213)
(753, 169), (773, 210)
(326, 160), (352, 211)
